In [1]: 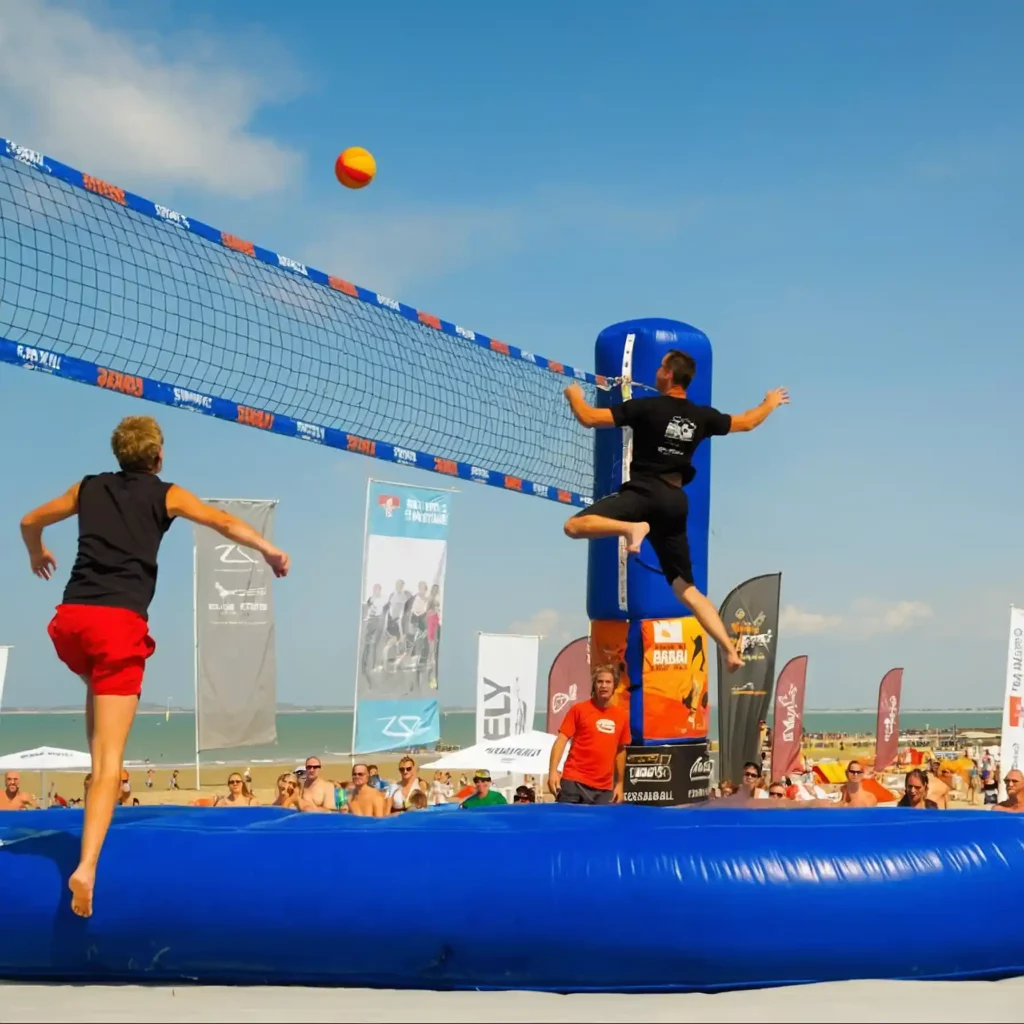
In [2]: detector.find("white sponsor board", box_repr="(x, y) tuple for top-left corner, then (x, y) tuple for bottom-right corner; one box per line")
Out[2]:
(475, 634), (540, 744)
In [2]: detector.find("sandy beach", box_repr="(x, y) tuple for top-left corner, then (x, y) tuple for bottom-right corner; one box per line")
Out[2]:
(2, 979), (1023, 1023)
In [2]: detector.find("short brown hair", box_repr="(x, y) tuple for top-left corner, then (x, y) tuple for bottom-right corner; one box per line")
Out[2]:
(111, 416), (163, 472)
(663, 350), (696, 388)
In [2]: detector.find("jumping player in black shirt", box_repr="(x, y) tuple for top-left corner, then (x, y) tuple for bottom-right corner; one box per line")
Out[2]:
(20, 415), (290, 918)
(564, 350), (788, 673)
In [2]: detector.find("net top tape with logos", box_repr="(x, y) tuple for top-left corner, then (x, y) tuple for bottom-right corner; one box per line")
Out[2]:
(0, 137), (651, 506)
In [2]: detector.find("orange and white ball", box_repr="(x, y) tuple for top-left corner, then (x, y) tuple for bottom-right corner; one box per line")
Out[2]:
(335, 147), (376, 189)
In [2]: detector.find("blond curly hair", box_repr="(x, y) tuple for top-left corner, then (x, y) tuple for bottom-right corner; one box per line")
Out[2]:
(111, 416), (163, 472)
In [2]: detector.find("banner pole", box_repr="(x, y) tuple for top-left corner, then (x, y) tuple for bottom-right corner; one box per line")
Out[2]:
(350, 478), (373, 758)
(192, 537), (201, 791)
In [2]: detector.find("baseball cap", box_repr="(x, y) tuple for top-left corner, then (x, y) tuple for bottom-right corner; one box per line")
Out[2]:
(473, 769), (492, 782)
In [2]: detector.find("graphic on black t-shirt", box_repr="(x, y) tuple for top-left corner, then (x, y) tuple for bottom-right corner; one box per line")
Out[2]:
(610, 395), (731, 481)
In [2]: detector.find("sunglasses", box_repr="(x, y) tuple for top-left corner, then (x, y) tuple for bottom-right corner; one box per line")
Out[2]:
(847, 769), (863, 776)
(768, 791), (784, 798)
(306, 765), (321, 771)
(352, 771), (367, 777)
(399, 765), (414, 772)
(228, 778), (243, 784)
(743, 772), (759, 779)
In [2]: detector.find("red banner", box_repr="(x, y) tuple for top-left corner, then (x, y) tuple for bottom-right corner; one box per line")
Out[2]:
(770, 656), (808, 779)
(545, 636), (590, 733)
(874, 667), (903, 771)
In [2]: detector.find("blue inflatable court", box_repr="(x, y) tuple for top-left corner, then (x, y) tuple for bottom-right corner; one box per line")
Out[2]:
(2, 804), (1023, 991)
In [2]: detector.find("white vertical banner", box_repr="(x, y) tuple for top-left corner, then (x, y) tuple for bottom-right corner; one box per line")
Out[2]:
(1000, 605), (1024, 796)
(475, 633), (540, 744)
(0, 646), (10, 711)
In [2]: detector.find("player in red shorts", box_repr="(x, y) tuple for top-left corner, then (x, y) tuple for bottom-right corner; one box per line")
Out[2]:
(19, 415), (290, 918)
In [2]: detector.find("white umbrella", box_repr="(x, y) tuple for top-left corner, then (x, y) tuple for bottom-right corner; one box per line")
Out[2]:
(0, 746), (92, 807)
(423, 730), (568, 776)
(0, 746), (92, 771)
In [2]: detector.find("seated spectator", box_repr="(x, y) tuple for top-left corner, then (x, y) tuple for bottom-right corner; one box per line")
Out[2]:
(898, 769), (937, 809)
(461, 769), (507, 809)
(513, 785), (536, 804)
(767, 781), (788, 800)
(272, 772), (302, 810)
(213, 773), (259, 807)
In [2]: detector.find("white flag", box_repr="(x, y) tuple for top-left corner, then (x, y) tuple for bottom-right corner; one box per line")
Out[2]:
(0, 646), (9, 711)
(1000, 606), (1024, 797)
(475, 634), (540, 745)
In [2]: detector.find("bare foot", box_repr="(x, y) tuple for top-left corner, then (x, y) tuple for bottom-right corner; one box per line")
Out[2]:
(725, 651), (744, 674)
(69, 866), (95, 918)
(625, 522), (650, 555)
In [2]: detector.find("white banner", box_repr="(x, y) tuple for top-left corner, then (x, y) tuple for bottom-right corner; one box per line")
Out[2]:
(1000, 605), (1024, 795)
(0, 646), (10, 711)
(475, 633), (540, 744)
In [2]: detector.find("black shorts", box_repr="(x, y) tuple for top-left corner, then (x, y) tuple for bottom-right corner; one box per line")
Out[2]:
(576, 477), (693, 586)
(556, 778), (614, 805)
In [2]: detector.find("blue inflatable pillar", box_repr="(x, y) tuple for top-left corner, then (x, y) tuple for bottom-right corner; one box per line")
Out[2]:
(587, 319), (713, 768)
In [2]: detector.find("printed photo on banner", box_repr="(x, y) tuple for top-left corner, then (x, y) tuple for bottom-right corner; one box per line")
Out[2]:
(353, 482), (451, 754)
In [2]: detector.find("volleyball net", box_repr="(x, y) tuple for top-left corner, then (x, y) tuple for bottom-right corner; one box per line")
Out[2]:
(0, 137), (609, 505)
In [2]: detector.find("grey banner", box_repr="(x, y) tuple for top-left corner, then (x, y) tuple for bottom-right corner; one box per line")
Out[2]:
(194, 500), (278, 751)
(715, 573), (782, 786)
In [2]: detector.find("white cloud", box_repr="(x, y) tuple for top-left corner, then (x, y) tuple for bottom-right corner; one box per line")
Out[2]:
(0, 2), (301, 197)
(508, 608), (567, 640)
(780, 600), (933, 637)
(780, 604), (844, 636)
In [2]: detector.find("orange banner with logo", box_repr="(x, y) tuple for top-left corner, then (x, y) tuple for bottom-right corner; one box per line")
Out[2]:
(589, 618), (709, 742)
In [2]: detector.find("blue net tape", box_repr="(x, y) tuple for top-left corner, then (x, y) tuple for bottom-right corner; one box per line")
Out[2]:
(0, 137), (614, 506)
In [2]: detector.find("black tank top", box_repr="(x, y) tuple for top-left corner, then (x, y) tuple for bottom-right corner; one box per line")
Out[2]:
(63, 472), (175, 618)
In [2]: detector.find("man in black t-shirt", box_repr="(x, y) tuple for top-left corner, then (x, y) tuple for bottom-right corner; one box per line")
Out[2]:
(564, 349), (788, 673)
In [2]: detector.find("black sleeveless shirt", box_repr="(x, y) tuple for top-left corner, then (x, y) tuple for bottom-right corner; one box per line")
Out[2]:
(63, 472), (175, 618)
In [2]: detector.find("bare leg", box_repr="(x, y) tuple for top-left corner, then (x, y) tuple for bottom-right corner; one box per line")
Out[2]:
(672, 581), (744, 673)
(564, 514), (650, 555)
(70, 693), (138, 918)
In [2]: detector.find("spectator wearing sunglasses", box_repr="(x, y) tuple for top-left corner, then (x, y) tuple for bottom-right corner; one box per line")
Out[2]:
(513, 786), (535, 804)
(767, 781), (787, 800)
(738, 761), (765, 799)
(839, 760), (877, 807)
(461, 769), (507, 808)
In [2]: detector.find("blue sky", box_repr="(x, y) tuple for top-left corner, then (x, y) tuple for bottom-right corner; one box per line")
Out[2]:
(0, 1), (1021, 710)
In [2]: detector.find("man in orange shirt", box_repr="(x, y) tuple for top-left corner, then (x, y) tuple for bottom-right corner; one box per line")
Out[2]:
(548, 663), (631, 804)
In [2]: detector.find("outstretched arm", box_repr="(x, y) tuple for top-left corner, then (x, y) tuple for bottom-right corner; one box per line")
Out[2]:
(729, 388), (789, 432)
(20, 483), (81, 579)
(564, 383), (616, 429)
(166, 486), (290, 577)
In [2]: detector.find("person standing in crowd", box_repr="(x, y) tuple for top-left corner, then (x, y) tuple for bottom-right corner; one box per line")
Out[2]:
(0, 772), (37, 811)
(213, 772), (259, 807)
(897, 770), (937, 809)
(736, 762), (765, 800)
(548, 664), (630, 805)
(994, 769), (1024, 812)
(460, 770), (507, 808)
(348, 764), (390, 817)
(272, 772), (303, 810)
(982, 769), (1000, 805)
(838, 760), (877, 807)
(430, 771), (452, 806)
(926, 758), (950, 809)
(513, 786), (536, 804)
(299, 757), (336, 812)
(391, 756), (428, 812)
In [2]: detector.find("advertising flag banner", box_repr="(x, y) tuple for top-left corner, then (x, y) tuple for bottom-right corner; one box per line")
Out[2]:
(546, 636), (590, 734)
(194, 500), (278, 751)
(475, 634), (540, 744)
(716, 573), (782, 784)
(770, 656), (808, 779)
(873, 667), (904, 772)
(1000, 606), (1024, 786)
(353, 482), (450, 753)
(0, 646), (10, 711)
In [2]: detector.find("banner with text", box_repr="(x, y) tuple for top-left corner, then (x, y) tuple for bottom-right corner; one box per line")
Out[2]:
(1000, 606), (1024, 784)
(873, 667), (904, 772)
(194, 500), (278, 751)
(353, 481), (450, 753)
(716, 573), (782, 785)
(476, 633), (540, 744)
(771, 655), (808, 779)
(546, 636), (589, 734)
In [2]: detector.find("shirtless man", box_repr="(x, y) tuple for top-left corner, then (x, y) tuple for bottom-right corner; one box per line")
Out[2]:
(994, 769), (1024, 812)
(926, 759), (950, 809)
(563, 351), (787, 671)
(347, 763), (390, 817)
(839, 760), (877, 807)
(299, 757), (337, 813)
(0, 772), (36, 811)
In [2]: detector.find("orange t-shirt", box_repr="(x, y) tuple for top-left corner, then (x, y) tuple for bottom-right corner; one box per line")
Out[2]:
(559, 699), (631, 791)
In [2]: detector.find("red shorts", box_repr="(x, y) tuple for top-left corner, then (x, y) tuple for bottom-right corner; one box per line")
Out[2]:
(47, 604), (155, 697)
